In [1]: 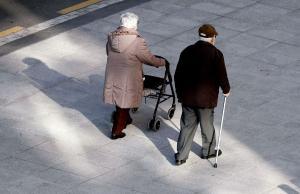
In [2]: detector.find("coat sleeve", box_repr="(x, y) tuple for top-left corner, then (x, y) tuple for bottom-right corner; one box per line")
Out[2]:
(215, 50), (230, 94)
(174, 50), (186, 102)
(136, 38), (165, 67)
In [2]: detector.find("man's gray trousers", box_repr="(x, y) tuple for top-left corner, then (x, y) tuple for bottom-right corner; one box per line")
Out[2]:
(176, 105), (217, 161)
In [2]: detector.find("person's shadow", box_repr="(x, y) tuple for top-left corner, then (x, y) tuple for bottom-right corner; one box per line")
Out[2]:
(129, 89), (203, 165)
(22, 57), (113, 137)
(22, 57), (203, 165)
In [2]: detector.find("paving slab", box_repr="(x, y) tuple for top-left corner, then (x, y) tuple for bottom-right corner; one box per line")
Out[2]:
(139, 1), (184, 15)
(69, 180), (142, 194)
(0, 0), (300, 193)
(192, 2), (237, 15)
(226, 3), (291, 24)
(6, 176), (69, 194)
(211, 17), (257, 32)
(212, 0), (257, 8)
(260, 0), (300, 10)
(168, 7), (220, 23)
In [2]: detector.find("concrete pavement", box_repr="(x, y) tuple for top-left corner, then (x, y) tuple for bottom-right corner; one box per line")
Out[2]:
(0, 0), (300, 193)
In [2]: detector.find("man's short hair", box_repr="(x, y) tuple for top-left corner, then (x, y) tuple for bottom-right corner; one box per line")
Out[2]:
(198, 24), (218, 38)
(120, 12), (139, 29)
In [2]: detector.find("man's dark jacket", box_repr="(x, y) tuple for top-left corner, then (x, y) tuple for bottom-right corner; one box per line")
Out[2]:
(174, 40), (230, 108)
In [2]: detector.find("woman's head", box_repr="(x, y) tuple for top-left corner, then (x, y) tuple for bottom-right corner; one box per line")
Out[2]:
(120, 12), (139, 30)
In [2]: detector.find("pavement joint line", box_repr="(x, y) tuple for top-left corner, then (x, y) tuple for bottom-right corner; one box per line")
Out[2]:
(0, 26), (24, 38)
(58, 0), (102, 15)
(0, 0), (125, 47)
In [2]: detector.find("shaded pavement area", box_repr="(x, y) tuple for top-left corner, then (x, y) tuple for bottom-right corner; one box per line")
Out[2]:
(0, 0), (300, 193)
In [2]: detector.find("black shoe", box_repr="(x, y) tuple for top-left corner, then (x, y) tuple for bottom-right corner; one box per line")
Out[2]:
(175, 159), (186, 166)
(200, 150), (222, 159)
(174, 153), (186, 166)
(111, 132), (126, 140)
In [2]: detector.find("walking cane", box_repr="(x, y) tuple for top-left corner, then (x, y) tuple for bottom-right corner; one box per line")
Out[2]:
(214, 96), (227, 168)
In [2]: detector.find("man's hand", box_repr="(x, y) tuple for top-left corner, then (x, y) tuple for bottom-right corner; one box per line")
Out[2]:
(223, 92), (230, 97)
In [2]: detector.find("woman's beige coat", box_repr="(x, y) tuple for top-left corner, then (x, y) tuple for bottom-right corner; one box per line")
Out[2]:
(103, 27), (165, 108)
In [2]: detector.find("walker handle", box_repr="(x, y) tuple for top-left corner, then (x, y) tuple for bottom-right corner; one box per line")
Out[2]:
(155, 55), (170, 69)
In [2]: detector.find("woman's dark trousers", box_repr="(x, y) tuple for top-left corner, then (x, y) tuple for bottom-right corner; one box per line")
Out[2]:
(112, 106), (131, 135)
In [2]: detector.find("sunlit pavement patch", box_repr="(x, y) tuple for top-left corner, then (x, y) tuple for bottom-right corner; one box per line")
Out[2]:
(0, 0), (124, 47)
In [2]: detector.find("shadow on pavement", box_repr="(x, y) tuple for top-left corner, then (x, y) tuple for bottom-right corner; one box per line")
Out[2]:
(22, 57), (112, 138)
(278, 184), (299, 194)
(132, 105), (203, 165)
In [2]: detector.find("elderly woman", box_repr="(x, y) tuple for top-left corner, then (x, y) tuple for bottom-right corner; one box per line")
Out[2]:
(103, 12), (166, 140)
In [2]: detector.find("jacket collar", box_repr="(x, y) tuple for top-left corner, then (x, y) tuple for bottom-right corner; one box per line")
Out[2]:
(195, 40), (215, 48)
(111, 26), (139, 36)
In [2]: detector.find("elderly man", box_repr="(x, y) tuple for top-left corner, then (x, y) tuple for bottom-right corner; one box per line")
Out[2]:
(174, 24), (230, 165)
(103, 12), (166, 140)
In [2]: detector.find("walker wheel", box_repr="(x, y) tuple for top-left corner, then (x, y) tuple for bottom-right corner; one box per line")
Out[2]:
(131, 108), (138, 113)
(148, 119), (155, 130)
(167, 107), (176, 120)
(148, 119), (160, 131)
(154, 119), (160, 131)
(213, 163), (218, 168)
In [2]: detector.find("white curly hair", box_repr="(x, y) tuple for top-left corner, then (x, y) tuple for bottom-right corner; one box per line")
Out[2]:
(120, 12), (139, 30)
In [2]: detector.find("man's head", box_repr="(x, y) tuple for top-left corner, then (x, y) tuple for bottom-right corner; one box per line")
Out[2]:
(198, 24), (218, 45)
(120, 12), (139, 30)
